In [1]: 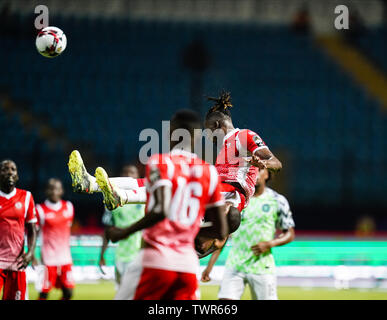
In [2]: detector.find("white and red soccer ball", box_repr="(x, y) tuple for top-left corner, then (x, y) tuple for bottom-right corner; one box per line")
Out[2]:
(36, 26), (67, 58)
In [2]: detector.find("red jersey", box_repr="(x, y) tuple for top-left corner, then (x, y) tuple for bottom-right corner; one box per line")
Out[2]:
(142, 149), (224, 274)
(0, 188), (37, 271)
(36, 200), (74, 266)
(215, 128), (268, 203)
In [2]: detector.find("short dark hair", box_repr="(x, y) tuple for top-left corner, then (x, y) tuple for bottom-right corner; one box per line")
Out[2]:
(46, 178), (62, 189)
(0, 159), (16, 168)
(227, 206), (241, 234)
(170, 109), (202, 133)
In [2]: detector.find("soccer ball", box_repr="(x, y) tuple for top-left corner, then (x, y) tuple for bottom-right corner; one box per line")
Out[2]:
(35, 26), (67, 58)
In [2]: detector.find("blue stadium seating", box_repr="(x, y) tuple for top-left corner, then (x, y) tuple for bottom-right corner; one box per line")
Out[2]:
(0, 14), (386, 208)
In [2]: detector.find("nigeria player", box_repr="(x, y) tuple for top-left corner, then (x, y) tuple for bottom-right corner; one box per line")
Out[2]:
(0, 160), (37, 300)
(201, 169), (295, 300)
(99, 164), (145, 288)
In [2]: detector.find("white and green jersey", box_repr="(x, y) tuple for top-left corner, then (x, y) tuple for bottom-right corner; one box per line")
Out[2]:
(102, 204), (145, 264)
(226, 187), (294, 275)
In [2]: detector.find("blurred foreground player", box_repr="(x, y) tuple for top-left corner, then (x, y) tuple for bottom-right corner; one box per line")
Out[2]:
(0, 160), (37, 300)
(201, 169), (295, 300)
(99, 110), (228, 300)
(35, 178), (75, 300)
(99, 165), (145, 288)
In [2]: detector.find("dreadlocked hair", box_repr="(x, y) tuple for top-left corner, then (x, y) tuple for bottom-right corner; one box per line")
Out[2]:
(205, 90), (233, 120)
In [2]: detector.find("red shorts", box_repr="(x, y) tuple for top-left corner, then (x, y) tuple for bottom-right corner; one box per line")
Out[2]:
(40, 264), (75, 293)
(134, 267), (198, 300)
(0, 269), (27, 300)
(220, 182), (246, 212)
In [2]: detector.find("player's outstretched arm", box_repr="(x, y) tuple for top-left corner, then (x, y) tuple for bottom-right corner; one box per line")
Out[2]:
(201, 247), (223, 282)
(98, 229), (110, 274)
(250, 148), (282, 172)
(106, 186), (170, 243)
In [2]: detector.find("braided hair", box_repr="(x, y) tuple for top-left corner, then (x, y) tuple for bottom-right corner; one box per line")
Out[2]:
(205, 90), (233, 122)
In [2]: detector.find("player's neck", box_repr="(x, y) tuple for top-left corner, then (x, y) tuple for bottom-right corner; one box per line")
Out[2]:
(0, 185), (15, 194)
(254, 185), (265, 197)
(224, 123), (235, 134)
(46, 199), (61, 205)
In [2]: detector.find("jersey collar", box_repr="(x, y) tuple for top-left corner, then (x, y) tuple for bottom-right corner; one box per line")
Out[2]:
(223, 128), (240, 143)
(0, 188), (16, 199)
(44, 199), (63, 211)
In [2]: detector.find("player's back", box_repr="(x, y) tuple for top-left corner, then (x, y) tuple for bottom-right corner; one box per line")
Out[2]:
(216, 128), (266, 201)
(142, 149), (222, 274)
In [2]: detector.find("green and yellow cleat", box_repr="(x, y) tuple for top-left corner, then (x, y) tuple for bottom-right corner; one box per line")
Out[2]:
(68, 150), (94, 194)
(95, 167), (124, 211)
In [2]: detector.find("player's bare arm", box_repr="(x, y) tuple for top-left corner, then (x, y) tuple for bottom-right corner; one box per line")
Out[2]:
(251, 227), (295, 255)
(17, 222), (37, 270)
(250, 147), (282, 172)
(201, 247), (223, 282)
(106, 186), (170, 243)
(98, 230), (109, 274)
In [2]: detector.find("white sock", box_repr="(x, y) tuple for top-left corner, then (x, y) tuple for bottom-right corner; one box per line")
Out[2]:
(90, 176), (142, 193)
(110, 177), (142, 190)
(118, 187), (147, 204)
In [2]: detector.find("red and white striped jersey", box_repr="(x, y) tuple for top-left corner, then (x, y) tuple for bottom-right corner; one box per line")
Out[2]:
(215, 128), (268, 203)
(36, 200), (74, 266)
(0, 188), (37, 271)
(142, 149), (224, 274)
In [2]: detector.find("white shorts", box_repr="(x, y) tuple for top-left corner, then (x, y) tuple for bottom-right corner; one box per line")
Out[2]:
(115, 260), (131, 287)
(218, 267), (278, 300)
(114, 253), (143, 300)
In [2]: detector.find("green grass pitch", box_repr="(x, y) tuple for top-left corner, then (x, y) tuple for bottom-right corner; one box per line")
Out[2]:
(27, 282), (387, 300)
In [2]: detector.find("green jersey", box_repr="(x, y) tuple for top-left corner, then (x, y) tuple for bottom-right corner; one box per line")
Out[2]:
(226, 187), (294, 275)
(102, 204), (145, 263)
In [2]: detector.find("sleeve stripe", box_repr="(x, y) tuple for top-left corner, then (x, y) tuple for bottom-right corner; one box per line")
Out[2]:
(165, 157), (175, 180)
(66, 201), (74, 215)
(208, 165), (218, 197)
(24, 191), (31, 219)
(36, 204), (45, 226)
(252, 145), (269, 154)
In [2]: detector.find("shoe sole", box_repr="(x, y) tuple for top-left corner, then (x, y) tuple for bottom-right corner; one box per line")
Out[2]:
(95, 167), (119, 210)
(68, 150), (90, 193)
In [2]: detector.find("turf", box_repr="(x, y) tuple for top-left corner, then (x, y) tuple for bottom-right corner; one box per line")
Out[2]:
(27, 282), (387, 300)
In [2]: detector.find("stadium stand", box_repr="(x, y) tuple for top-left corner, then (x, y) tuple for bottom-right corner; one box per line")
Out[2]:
(0, 13), (386, 229)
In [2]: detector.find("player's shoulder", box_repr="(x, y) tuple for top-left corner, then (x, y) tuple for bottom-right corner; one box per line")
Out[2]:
(14, 188), (30, 197)
(266, 187), (289, 206)
(14, 188), (35, 203)
(238, 128), (258, 136)
(64, 200), (74, 210)
(147, 153), (167, 165)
